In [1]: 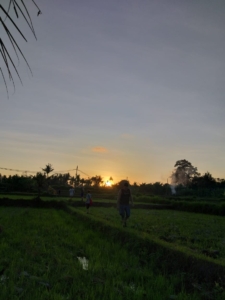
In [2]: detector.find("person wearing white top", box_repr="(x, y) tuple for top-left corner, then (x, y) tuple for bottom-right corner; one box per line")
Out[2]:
(69, 188), (74, 197)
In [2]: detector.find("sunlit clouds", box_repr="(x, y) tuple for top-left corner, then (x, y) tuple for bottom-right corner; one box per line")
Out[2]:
(91, 147), (108, 153)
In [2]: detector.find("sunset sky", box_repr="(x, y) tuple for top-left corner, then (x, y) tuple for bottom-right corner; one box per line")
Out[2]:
(0, 0), (225, 184)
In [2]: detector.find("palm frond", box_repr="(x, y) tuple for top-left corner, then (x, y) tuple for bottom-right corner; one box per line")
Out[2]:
(0, 1), (41, 97)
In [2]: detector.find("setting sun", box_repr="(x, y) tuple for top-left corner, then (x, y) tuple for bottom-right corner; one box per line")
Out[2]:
(104, 176), (114, 187)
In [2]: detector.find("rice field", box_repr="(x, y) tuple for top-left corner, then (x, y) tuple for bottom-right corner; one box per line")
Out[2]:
(0, 207), (203, 300)
(74, 205), (225, 262)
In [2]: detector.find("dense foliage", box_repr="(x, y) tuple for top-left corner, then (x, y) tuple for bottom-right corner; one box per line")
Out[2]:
(0, 171), (224, 198)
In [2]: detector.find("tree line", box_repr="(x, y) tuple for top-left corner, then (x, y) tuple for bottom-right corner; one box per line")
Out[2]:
(0, 161), (224, 197)
(0, 164), (112, 196)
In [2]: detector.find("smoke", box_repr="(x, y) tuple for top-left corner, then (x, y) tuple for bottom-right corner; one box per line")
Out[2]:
(169, 167), (190, 195)
(167, 173), (177, 194)
(170, 185), (176, 195)
(171, 168), (188, 186)
(169, 160), (200, 194)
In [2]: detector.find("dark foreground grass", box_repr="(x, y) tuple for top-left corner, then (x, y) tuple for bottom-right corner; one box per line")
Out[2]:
(0, 207), (201, 300)
(0, 193), (161, 207)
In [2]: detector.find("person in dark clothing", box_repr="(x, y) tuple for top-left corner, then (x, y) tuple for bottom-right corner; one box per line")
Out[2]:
(117, 181), (133, 227)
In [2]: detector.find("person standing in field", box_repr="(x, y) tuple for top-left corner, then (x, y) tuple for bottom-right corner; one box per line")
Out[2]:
(85, 190), (92, 213)
(117, 181), (133, 227)
(69, 187), (74, 198)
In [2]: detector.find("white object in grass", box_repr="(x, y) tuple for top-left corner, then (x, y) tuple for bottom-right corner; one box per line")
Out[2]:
(77, 257), (89, 270)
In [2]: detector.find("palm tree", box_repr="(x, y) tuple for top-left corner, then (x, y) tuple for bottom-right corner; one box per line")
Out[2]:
(109, 176), (113, 183)
(1, 1), (42, 97)
(42, 163), (54, 177)
(33, 172), (46, 199)
(42, 163), (54, 189)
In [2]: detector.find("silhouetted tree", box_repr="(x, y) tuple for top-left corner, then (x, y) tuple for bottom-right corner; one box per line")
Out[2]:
(191, 172), (216, 189)
(85, 178), (92, 187)
(171, 159), (200, 186)
(75, 174), (80, 187)
(42, 163), (54, 177)
(80, 178), (86, 186)
(91, 175), (103, 187)
(33, 172), (46, 198)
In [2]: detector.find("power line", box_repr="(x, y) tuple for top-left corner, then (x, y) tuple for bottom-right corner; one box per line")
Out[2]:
(53, 168), (77, 173)
(52, 168), (90, 177)
(0, 167), (37, 174)
(0, 166), (91, 178)
(78, 169), (90, 177)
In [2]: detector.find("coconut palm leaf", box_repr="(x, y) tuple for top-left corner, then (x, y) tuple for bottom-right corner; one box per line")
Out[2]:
(0, 67), (9, 98)
(0, 1), (41, 96)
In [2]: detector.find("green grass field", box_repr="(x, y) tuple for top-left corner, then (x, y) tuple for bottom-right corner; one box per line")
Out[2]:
(0, 194), (117, 202)
(0, 207), (203, 300)
(1, 194), (225, 299)
(74, 206), (225, 262)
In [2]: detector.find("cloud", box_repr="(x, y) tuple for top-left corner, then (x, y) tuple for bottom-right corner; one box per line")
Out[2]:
(91, 146), (108, 153)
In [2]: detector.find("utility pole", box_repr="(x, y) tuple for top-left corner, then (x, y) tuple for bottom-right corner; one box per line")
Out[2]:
(75, 166), (78, 189)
